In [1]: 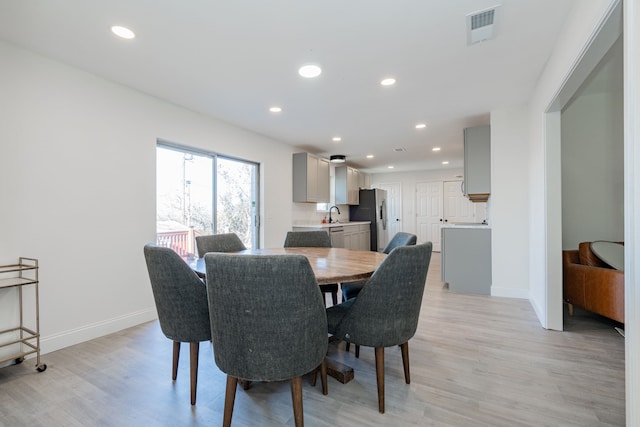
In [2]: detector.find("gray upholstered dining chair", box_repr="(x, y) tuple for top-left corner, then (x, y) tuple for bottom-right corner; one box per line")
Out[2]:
(204, 253), (328, 427)
(341, 232), (417, 358)
(284, 230), (338, 305)
(341, 231), (417, 302)
(195, 232), (246, 257)
(143, 244), (211, 405)
(326, 242), (432, 414)
(283, 230), (331, 247)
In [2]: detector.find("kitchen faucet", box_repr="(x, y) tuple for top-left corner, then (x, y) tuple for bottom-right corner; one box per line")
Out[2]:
(328, 205), (341, 223)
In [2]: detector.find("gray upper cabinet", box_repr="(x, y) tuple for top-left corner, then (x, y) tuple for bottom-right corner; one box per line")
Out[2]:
(292, 152), (330, 203)
(335, 165), (360, 205)
(463, 125), (491, 202)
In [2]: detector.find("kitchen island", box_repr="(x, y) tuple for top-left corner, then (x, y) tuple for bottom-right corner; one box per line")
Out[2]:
(441, 223), (492, 295)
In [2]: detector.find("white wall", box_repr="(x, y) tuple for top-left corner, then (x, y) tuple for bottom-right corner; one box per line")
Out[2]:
(0, 41), (295, 354)
(490, 106), (531, 299)
(371, 168), (464, 237)
(561, 37), (624, 249)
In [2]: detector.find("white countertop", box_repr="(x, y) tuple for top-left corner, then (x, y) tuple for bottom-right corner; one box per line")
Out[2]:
(441, 223), (490, 229)
(293, 221), (370, 229)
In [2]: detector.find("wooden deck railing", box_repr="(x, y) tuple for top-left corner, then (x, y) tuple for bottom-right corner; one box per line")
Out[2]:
(157, 229), (198, 257)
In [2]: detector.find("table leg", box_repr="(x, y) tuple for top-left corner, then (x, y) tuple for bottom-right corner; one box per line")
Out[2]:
(325, 338), (354, 384)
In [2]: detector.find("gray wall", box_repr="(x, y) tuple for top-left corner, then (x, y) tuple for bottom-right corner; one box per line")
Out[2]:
(561, 36), (624, 249)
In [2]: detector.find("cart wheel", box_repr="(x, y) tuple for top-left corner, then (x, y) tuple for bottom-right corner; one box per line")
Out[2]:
(36, 363), (47, 372)
(14, 357), (24, 364)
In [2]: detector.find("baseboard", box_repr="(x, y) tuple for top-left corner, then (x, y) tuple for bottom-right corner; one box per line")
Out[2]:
(39, 308), (158, 355)
(490, 285), (529, 299)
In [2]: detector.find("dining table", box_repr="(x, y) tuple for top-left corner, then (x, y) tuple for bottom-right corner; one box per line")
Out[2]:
(187, 246), (388, 384)
(189, 247), (387, 285)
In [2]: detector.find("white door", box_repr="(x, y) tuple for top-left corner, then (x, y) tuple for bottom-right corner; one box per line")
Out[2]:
(375, 183), (402, 245)
(443, 181), (487, 224)
(416, 182), (443, 251)
(443, 181), (477, 223)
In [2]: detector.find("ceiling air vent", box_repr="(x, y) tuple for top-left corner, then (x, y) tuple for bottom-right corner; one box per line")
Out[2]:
(466, 6), (500, 45)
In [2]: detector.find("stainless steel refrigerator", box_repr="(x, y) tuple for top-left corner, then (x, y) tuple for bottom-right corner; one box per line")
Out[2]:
(349, 188), (388, 251)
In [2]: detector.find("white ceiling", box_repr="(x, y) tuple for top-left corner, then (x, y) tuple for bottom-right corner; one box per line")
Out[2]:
(0, 0), (575, 173)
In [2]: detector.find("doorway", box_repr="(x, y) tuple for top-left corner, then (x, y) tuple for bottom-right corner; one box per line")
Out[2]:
(416, 180), (484, 251)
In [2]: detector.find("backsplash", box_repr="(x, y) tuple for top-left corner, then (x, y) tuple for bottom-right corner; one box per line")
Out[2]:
(292, 203), (349, 226)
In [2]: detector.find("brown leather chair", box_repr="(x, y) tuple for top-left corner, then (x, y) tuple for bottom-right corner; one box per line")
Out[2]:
(562, 242), (624, 323)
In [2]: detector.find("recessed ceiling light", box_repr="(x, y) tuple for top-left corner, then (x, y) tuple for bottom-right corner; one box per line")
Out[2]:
(442, 161), (449, 165)
(111, 25), (135, 39)
(366, 154), (374, 159)
(298, 64), (322, 78)
(381, 78), (396, 86)
(432, 147), (441, 152)
(269, 106), (282, 113)
(332, 137), (342, 142)
(415, 123), (427, 129)
(387, 165), (395, 169)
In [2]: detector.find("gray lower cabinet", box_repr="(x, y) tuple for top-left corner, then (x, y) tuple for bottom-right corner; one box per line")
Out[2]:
(292, 223), (370, 250)
(343, 224), (370, 250)
(441, 226), (491, 295)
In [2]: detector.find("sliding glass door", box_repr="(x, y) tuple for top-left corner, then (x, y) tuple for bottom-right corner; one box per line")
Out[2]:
(156, 143), (259, 256)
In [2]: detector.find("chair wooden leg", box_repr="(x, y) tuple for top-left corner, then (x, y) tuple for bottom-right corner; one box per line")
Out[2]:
(567, 302), (574, 316)
(374, 347), (385, 414)
(172, 341), (180, 381)
(345, 341), (360, 357)
(331, 290), (338, 305)
(223, 376), (238, 427)
(290, 376), (304, 427)
(189, 342), (199, 405)
(320, 358), (328, 395)
(400, 342), (410, 384)
(310, 359), (328, 395)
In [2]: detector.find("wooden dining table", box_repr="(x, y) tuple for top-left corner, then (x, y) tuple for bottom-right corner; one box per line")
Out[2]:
(187, 246), (387, 384)
(189, 247), (387, 285)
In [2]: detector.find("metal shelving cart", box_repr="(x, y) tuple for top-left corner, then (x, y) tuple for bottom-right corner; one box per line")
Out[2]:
(0, 257), (46, 372)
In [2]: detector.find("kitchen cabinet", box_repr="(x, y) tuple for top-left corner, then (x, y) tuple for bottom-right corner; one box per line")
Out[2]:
(335, 165), (360, 205)
(358, 172), (371, 189)
(292, 222), (370, 251)
(343, 223), (370, 251)
(463, 125), (491, 202)
(441, 225), (491, 294)
(292, 152), (330, 203)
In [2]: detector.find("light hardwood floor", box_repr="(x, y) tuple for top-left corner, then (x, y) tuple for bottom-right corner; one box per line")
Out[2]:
(0, 253), (625, 426)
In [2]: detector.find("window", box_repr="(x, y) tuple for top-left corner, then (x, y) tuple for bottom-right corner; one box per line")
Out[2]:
(156, 143), (259, 256)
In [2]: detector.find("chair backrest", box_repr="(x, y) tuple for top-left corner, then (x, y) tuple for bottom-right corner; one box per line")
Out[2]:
(383, 232), (417, 254)
(205, 253), (328, 381)
(284, 230), (331, 248)
(332, 242), (433, 348)
(143, 244), (211, 343)
(196, 233), (246, 257)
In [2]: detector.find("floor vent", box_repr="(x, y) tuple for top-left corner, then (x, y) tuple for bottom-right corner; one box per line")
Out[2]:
(466, 6), (500, 45)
